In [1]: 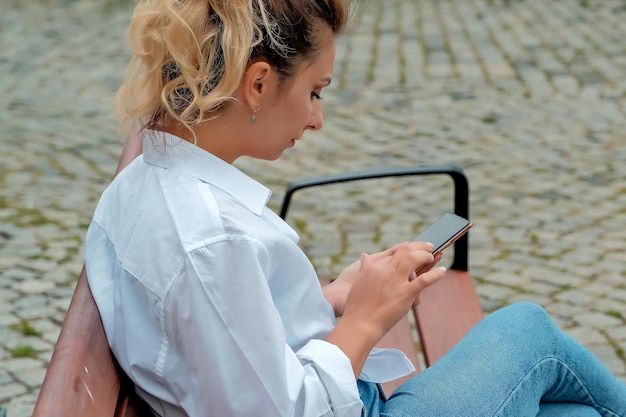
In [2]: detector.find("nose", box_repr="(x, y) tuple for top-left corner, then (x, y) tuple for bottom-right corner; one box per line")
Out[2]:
(306, 101), (324, 131)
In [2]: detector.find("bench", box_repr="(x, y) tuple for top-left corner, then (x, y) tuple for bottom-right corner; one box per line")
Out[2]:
(32, 147), (483, 416)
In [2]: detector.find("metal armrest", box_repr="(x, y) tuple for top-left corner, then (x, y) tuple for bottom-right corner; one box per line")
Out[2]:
(278, 165), (470, 271)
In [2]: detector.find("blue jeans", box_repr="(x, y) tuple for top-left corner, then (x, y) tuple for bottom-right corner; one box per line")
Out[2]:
(359, 302), (626, 417)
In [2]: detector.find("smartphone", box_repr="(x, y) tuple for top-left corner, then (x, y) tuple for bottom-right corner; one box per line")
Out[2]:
(412, 213), (473, 255)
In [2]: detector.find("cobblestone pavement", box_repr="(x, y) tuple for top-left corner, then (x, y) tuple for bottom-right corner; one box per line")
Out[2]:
(2, 0), (626, 415)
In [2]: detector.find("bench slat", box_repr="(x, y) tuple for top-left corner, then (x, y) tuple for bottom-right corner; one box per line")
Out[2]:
(414, 269), (484, 366)
(376, 269), (483, 395)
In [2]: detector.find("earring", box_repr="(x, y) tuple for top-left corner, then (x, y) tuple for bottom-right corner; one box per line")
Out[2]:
(250, 103), (260, 124)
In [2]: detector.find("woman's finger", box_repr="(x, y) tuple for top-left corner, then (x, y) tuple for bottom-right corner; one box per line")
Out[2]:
(391, 247), (435, 278)
(410, 266), (447, 293)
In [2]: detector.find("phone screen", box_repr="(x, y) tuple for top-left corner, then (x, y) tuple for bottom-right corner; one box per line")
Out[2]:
(412, 213), (472, 254)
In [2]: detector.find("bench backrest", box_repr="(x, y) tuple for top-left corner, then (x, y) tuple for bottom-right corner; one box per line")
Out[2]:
(31, 268), (147, 417)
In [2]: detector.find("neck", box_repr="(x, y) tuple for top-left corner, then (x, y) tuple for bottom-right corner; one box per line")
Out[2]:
(161, 116), (243, 164)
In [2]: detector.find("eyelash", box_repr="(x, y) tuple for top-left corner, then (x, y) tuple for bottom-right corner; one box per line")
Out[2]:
(311, 92), (323, 101)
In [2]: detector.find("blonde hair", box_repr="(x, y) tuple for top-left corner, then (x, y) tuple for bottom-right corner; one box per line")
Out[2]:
(115, 0), (348, 136)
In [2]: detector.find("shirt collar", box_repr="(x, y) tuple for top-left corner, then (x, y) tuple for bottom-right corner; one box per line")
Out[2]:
(142, 130), (272, 216)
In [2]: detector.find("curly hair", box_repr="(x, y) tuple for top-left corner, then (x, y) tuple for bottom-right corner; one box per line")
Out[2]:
(115, 0), (349, 136)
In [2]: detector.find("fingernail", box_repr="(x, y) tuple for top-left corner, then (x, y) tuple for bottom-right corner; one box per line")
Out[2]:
(409, 271), (417, 281)
(439, 266), (447, 273)
(425, 242), (434, 249)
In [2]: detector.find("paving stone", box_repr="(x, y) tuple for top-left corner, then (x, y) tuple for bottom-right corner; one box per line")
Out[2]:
(573, 312), (624, 329)
(4, 335), (52, 354)
(605, 326), (626, 342)
(13, 280), (56, 295)
(6, 393), (36, 417)
(15, 306), (59, 322)
(0, 370), (12, 384)
(0, 382), (28, 403)
(564, 327), (611, 346)
(13, 367), (47, 390)
(587, 345), (626, 375)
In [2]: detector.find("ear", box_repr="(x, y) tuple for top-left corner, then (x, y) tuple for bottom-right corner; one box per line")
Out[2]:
(241, 60), (273, 111)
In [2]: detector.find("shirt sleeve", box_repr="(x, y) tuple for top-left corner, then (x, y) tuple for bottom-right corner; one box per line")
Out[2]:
(159, 236), (363, 417)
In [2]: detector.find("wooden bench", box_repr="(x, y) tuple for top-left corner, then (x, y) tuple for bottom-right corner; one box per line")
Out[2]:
(32, 151), (483, 416)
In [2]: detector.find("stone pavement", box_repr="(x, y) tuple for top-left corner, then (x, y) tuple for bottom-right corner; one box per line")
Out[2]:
(1, 0), (626, 415)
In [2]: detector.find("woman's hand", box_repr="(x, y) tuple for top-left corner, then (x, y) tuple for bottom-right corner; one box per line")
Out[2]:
(322, 245), (398, 317)
(322, 241), (442, 317)
(324, 241), (447, 377)
(341, 242), (446, 337)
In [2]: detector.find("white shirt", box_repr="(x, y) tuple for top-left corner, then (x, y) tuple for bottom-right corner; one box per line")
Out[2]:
(85, 131), (414, 417)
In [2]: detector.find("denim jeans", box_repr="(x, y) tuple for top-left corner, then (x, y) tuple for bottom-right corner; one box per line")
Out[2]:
(359, 302), (626, 417)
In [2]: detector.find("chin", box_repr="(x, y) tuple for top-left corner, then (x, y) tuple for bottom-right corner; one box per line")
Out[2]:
(256, 151), (285, 161)
(268, 152), (285, 161)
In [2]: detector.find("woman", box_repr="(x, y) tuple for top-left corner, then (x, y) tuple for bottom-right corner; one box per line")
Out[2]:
(84, 0), (626, 416)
